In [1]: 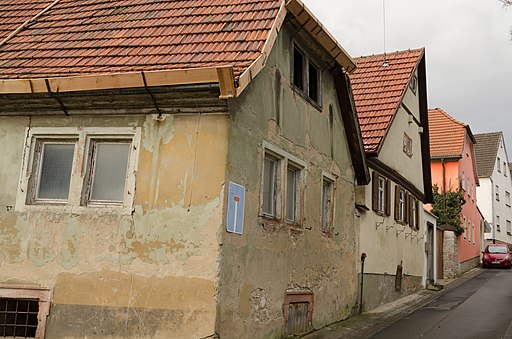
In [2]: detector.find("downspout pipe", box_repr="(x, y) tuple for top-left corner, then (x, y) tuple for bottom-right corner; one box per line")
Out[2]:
(490, 177), (496, 244)
(359, 253), (367, 314)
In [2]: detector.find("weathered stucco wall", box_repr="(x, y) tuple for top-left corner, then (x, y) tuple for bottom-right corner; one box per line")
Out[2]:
(217, 21), (359, 338)
(357, 80), (427, 310)
(0, 111), (228, 338)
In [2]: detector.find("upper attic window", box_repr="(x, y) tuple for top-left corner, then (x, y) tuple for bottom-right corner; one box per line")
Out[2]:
(409, 75), (417, 94)
(292, 44), (321, 106)
(498, 157), (502, 172)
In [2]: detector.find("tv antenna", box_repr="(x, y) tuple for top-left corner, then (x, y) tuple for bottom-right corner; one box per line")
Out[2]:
(382, 0), (389, 67)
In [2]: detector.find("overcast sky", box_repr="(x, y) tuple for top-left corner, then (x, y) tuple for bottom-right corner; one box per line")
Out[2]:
(302, 0), (512, 153)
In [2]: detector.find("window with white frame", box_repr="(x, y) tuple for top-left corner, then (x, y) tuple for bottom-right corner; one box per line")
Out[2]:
(472, 222), (475, 244)
(321, 177), (334, 233)
(409, 75), (417, 94)
(497, 215), (501, 232)
(506, 192), (511, 207)
(372, 171), (390, 216)
(498, 157), (502, 172)
(17, 127), (140, 212)
(395, 186), (407, 223)
(496, 185), (500, 201)
(507, 220), (511, 235)
(461, 171), (465, 191)
(0, 286), (51, 338)
(411, 197), (418, 230)
(292, 44), (321, 105)
(262, 155), (279, 217)
(261, 143), (305, 225)
(505, 162), (508, 177)
(286, 164), (299, 223)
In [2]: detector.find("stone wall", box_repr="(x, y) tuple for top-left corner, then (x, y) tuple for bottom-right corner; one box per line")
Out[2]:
(443, 231), (459, 279)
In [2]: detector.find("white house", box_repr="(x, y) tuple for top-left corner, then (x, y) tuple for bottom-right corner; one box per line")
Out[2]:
(475, 132), (512, 246)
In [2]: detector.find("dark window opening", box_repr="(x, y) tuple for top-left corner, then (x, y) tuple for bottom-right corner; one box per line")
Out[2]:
(308, 63), (319, 103)
(0, 298), (39, 338)
(293, 48), (304, 91)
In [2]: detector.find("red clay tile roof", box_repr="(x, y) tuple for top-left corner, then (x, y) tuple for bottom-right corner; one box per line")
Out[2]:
(349, 49), (424, 154)
(428, 108), (467, 158)
(0, 0), (282, 79)
(0, 1), (54, 41)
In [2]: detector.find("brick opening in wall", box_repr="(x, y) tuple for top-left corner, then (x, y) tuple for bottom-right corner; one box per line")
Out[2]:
(283, 292), (314, 336)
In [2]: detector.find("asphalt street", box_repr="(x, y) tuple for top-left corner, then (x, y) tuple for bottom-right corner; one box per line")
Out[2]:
(371, 269), (512, 339)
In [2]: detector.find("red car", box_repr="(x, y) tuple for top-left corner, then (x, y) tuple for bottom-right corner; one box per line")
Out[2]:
(482, 244), (512, 268)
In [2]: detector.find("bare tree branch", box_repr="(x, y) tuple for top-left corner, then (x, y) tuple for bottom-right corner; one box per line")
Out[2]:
(499, 0), (512, 5)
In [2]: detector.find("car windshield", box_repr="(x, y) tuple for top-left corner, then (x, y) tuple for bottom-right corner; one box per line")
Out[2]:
(488, 246), (509, 254)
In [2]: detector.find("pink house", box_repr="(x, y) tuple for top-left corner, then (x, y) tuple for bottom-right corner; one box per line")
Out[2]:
(429, 108), (483, 277)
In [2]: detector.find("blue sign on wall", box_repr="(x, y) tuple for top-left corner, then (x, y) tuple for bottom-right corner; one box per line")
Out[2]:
(227, 182), (245, 234)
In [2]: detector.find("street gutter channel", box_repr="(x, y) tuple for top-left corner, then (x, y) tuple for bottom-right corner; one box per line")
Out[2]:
(301, 268), (485, 339)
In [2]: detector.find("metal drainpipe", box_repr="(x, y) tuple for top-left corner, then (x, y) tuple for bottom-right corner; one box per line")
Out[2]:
(491, 177), (496, 244)
(359, 253), (367, 314)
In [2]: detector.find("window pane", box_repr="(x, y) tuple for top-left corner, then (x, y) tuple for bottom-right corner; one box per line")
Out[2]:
(37, 143), (74, 200)
(293, 48), (304, 90)
(308, 62), (319, 102)
(262, 157), (276, 215)
(286, 167), (297, 222)
(90, 143), (130, 202)
(322, 180), (332, 232)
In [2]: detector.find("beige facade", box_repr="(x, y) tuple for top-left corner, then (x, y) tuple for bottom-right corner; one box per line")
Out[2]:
(0, 16), (367, 339)
(355, 64), (432, 311)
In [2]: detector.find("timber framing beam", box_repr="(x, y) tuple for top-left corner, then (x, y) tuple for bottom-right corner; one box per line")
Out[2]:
(0, 66), (237, 99)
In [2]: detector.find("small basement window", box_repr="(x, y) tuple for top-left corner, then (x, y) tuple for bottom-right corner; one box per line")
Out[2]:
(0, 286), (51, 338)
(0, 299), (39, 337)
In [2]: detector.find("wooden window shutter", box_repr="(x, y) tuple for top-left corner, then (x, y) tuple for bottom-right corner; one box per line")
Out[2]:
(406, 193), (412, 226)
(394, 185), (400, 221)
(385, 179), (391, 216)
(372, 171), (379, 212)
(415, 198), (420, 230)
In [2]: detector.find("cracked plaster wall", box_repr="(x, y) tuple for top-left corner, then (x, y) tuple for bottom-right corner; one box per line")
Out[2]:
(0, 112), (228, 338)
(217, 22), (359, 338)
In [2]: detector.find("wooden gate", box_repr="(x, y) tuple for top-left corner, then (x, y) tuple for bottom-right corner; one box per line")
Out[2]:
(436, 228), (444, 279)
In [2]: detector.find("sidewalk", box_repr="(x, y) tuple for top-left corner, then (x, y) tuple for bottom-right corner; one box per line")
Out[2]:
(301, 268), (484, 339)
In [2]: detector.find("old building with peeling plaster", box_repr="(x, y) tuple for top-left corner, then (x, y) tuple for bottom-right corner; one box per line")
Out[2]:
(0, 0), (376, 338)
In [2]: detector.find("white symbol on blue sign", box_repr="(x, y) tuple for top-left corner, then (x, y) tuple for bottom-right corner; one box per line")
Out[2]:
(227, 182), (245, 234)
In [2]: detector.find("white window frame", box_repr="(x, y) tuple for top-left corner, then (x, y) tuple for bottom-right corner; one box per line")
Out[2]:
(506, 191), (511, 207)
(411, 198), (418, 229)
(496, 185), (500, 201)
(498, 157), (502, 172)
(507, 220), (511, 236)
(16, 127), (140, 214)
(398, 190), (405, 222)
(261, 142), (306, 225)
(463, 215), (467, 239)
(378, 177), (386, 212)
(0, 285), (52, 338)
(461, 171), (465, 191)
